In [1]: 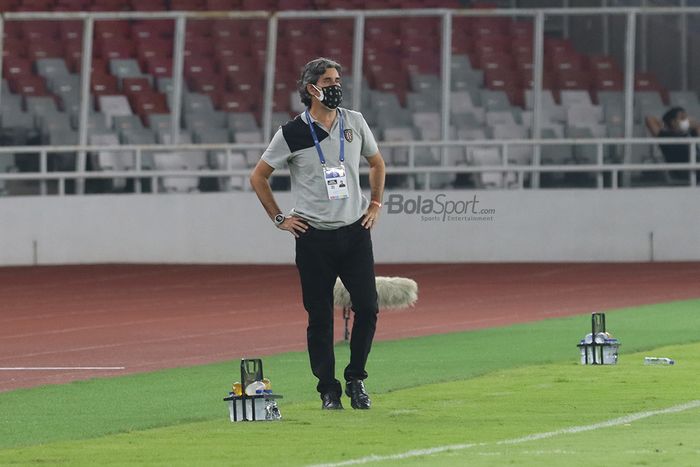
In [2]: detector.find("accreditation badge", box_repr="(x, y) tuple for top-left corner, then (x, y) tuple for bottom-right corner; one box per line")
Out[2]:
(323, 165), (349, 200)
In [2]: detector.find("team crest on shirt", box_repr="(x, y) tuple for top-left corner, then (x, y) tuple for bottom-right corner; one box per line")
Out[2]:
(344, 129), (353, 142)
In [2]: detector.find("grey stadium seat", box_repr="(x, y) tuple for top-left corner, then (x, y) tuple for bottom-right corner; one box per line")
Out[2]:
(406, 92), (440, 112)
(409, 73), (441, 94)
(26, 96), (59, 116)
(148, 113), (173, 131)
(109, 59), (146, 81)
(480, 90), (511, 112)
(35, 58), (70, 80)
(381, 126), (415, 166)
(227, 112), (259, 132)
(669, 90), (699, 108)
(183, 111), (227, 130)
(113, 115), (145, 133)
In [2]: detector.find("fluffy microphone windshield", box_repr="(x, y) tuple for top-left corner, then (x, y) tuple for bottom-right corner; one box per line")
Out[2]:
(334, 276), (418, 310)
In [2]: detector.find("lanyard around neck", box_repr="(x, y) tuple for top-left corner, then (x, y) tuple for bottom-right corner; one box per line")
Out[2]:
(305, 109), (344, 166)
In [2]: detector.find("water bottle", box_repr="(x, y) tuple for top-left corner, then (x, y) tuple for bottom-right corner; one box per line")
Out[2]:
(644, 357), (675, 365)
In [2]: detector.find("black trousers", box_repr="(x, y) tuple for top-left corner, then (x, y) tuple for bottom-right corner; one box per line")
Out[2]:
(295, 217), (379, 396)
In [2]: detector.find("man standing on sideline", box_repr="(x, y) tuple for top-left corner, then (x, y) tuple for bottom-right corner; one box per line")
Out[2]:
(250, 58), (386, 410)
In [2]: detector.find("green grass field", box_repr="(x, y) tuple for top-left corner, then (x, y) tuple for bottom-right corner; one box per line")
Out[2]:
(1, 299), (699, 466)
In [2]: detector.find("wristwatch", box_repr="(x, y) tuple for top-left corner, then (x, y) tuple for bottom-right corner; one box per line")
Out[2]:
(274, 213), (285, 226)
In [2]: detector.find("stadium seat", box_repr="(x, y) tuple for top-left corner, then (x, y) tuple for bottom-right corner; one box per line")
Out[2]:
(88, 132), (132, 190)
(109, 59), (144, 80)
(412, 112), (441, 140)
(98, 95), (133, 127)
(113, 114), (145, 132)
(480, 90), (510, 111)
(91, 74), (120, 96)
(486, 110), (517, 127)
(468, 147), (513, 188)
(560, 90), (593, 108)
(567, 105), (603, 126)
(669, 91), (699, 108)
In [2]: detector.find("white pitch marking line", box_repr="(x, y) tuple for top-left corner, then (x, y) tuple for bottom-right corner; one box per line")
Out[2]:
(309, 400), (700, 467)
(0, 367), (126, 371)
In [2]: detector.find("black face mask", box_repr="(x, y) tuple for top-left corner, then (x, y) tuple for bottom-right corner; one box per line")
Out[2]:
(312, 84), (343, 110)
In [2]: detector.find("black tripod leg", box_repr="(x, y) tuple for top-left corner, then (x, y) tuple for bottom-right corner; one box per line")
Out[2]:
(343, 307), (351, 343)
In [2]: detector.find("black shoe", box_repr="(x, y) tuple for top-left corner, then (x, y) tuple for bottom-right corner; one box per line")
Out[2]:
(321, 392), (343, 410)
(345, 379), (371, 409)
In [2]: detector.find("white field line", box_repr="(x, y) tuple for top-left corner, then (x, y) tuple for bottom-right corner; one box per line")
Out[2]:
(0, 367), (125, 371)
(309, 400), (700, 467)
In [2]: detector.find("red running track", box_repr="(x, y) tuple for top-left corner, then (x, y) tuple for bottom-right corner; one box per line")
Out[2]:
(1, 263), (699, 392)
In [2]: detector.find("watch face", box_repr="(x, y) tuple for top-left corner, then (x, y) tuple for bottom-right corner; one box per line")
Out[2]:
(275, 214), (285, 224)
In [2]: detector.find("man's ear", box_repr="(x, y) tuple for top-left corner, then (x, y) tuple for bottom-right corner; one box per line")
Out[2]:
(308, 83), (321, 99)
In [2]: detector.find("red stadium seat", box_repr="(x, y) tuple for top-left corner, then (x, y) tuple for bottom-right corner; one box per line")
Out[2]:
(54, 0), (91, 12)
(216, 92), (256, 113)
(130, 92), (169, 124)
(91, 74), (119, 96)
(511, 20), (534, 39)
(137, 38), (172, 65)
(27, 41), (64, 60)
(544, 37), (574, 56)
(485, 69), (520, 89)
(471, 17), (509, 37)
(547, 52), (585, 73)
(635, 72), (668, 104)
(401, 53), (439, 75)
(170, 0), (206, 9)
(15, 0), (53, 11)
(519, 68), (555, 90)
(89, 0), (130, 11)
(476, 52), (514, 72)
(58, 21), (83, 41)
(211, 19), (247, 40)
(183, 57), (215, 80)
(144, 56), (172, 77)
(206, 0), (242, 9)
(122, 77), (153, 95)
(94, 20), (131, 40)
(273, 89), (291, 112)
(21, 20), (59, 41)
(227, 72), (256, 95)
(131, 0), (168, 10)
(186, 19), (213, 38)
(184, 37), (215, 58)
(132, 20), (174, 39)
(0, 0), (19, 12)
(240, 0), (274, 9)
(400, 18), (439, 39)
(188, 73), (226, 94)
(369, 69), (408, 104)
(587, 55), (621, 74)
(247, 20), (268, 41)
(9, 75), (48, 96)
(511, 39), (533, 58)
(2, 57), (32, 79)
(279, 0), (313, 9)
(593, 69), (623, 90)
(97, 38), (137, 60)
(217, 55), (256, 75)
(2, 38), (27, 59)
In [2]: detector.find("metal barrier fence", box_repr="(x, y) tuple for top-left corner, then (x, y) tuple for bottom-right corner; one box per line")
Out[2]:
(0, 137), (697, 195)
(1, 6), (699, 194)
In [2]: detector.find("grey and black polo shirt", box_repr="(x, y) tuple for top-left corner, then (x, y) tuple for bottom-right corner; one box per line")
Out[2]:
(261, 107), (379, 230)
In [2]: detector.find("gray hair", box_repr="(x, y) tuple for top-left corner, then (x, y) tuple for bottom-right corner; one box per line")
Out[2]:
(297, 57), (342, 108)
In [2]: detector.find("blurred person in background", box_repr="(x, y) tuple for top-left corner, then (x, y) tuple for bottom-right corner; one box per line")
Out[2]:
(645, 107), (700, 182)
